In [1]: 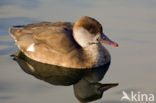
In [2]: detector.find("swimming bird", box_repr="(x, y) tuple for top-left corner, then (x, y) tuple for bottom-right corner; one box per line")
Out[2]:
(9, 16), (118, 69)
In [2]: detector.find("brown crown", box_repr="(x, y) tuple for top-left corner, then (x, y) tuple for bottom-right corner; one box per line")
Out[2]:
(74, 16), (102, 35)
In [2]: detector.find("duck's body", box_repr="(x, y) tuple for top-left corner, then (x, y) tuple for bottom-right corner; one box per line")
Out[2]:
(10, 16), (118, 69)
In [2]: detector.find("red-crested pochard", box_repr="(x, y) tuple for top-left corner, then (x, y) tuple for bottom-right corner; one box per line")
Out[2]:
(9, 16), (118, 69)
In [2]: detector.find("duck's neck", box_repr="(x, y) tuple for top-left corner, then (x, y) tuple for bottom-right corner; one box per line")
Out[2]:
(84, 44), (110, 67)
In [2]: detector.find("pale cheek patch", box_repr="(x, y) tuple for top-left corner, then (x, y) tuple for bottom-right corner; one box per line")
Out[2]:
(27, 43), (35, 52)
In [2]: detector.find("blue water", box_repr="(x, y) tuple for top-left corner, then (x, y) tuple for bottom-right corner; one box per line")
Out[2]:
(0, 0), (156, 103)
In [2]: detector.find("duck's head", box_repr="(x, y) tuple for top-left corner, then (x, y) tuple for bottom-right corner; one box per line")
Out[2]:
(73, 16), (118, 47)
(74, 80), (118, 103)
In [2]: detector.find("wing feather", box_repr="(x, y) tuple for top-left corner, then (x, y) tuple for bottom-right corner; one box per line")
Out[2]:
(9, 22), (84, 68)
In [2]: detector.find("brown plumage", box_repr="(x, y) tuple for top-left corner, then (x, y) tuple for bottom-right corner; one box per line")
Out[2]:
(74, 16), (102, 35)
(9, 16), (113, 69)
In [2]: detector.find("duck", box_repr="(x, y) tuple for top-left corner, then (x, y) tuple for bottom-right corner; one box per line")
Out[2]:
(9, 16), (118, 69)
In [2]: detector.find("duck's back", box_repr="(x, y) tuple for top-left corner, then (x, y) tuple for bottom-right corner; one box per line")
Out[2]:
(10, 22), (89, 68)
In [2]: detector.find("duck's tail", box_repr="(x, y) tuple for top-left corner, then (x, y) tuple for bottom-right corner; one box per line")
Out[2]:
(9, 25), (24, 40)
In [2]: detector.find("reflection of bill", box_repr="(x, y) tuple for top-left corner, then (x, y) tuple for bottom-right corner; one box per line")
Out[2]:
(11, 50), (118, 103)
(74, 82), (118, 102)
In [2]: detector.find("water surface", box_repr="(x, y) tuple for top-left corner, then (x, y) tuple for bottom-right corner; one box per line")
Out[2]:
(0, 0), (156, 103)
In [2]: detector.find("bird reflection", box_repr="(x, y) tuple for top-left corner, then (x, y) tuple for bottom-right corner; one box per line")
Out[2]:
(11, 50), (118, 103)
